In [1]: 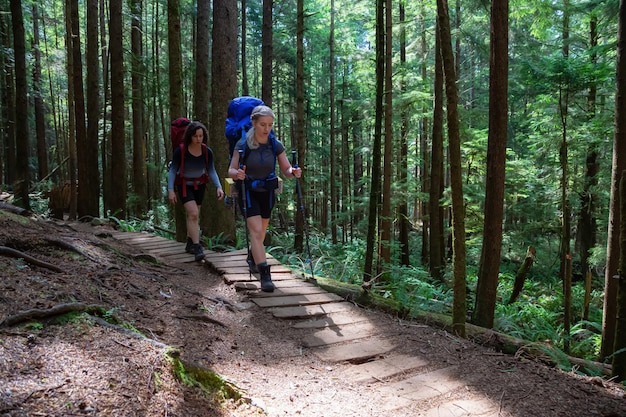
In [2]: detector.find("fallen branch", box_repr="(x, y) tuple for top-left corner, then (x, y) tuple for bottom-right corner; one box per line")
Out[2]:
(0, 302), (106, 327)
(0, 246), (65, 273)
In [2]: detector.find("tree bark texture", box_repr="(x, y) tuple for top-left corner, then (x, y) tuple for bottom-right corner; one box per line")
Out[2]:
(206, 0), (238, 241)
(474, 0), (509, 329)
(10, 0), (30, 210)
(109, 0), (126, 218)
(437, 0), (467, 337)
(612, 171), (626, 379)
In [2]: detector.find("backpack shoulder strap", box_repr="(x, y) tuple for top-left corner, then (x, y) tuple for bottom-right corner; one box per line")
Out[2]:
(178, 142), (186, 177)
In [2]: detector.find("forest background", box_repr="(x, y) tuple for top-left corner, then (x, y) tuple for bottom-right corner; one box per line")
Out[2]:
(3, 0), (626, 381)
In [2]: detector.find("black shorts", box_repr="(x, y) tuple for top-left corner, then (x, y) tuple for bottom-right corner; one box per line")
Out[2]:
(238, 188), (274, 219)
(177, 183), (206, 205)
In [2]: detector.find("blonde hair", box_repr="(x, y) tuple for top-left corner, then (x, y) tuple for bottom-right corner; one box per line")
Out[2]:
(246, 105), (275, 149)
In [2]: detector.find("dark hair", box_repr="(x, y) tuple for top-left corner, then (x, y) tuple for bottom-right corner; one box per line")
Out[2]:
(183, 121), (208, 147)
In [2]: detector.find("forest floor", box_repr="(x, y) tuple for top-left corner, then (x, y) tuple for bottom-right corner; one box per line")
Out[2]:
(1, 207), (626, 417)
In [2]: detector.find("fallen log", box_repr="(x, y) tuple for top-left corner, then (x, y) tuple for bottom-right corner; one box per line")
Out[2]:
(0, 246), (65, 273)
(0, 302), (106, 327)
(0, 202), (31, 216)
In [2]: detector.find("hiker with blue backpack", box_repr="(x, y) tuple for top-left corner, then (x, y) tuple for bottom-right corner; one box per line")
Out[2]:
(227, 104), (302, 292)
(168, 121), (224, 261)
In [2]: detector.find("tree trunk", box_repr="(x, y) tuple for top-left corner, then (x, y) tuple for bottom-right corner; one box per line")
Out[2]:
(130, 0), (147, 216)
(603, 0), (626, 361)
(0, 13), (13, 186)
(109, 0), (126, 218)
(295, 0), (305, 253)
(429, 21), (445, 282)
(65, 0), (77, 220)
(329, 0), (337, 244)
(437, 0), (466, 337)
(380, 0), (393, 272)
(168, 0), (186, 241)
(241, 0), (249, 96)
(10, 0), (30, 210)
(262, 0), (273, 107)
(32, 5), (48, 182)
(398, 0), (410, 267)
(207, 0), (237, 242)
(363, 0), (385, 282)
(86, 0), (101, 216)
(473, 0), (509, 328)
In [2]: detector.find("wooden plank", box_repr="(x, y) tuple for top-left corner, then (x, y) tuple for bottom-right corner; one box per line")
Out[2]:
(219, 264), (293, 275)
(248, 285), (328, 298)
(301, 322), (377, 347)
(204, 248), (247, 259)
(251, 292), (344, 308)
(146, 246), (187, 256)
(313, 338), (396, 363)
(270, 302), (357, 319)
(292, 311), (372, 329)
(223, 271), (295, 284)
(234, 280), (317, 291)
(378, 366), (463, 402)
(208, 258), (285, 269)
(338, 354), (428, 383)
(115, 234), (160, 243)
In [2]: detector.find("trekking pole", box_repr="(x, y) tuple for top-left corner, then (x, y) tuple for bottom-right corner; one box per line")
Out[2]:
(239, 149), (251, 279)
(291, 150), (315, 281)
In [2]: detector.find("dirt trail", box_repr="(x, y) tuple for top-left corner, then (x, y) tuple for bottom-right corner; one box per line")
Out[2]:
(1, 213), (625, 417)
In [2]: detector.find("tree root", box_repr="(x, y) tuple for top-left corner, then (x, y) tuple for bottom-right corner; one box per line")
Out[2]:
(85, 314), (170, 349)
(0, 246), (65, 273)
(176, 314), (228, 328)
(42, 237), (100, 264)
(0, 302), (106, 327)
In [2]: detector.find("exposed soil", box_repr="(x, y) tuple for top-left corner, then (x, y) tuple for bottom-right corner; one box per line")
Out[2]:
(1, 208), (626, 417)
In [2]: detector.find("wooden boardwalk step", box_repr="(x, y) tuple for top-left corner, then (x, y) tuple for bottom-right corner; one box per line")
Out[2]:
(292, 311), (372, 329)
(338, 354), (428, 383)
(270, 302), (357, 319)
(301, 321), (378, 347)
(313, 338), (396, 363)
(251, 292), (343, 308)
(378, 366), (463, 404)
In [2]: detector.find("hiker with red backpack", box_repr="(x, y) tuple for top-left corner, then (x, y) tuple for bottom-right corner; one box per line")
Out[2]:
(227, 105), (302, 292)
(168, 120), (224, 261)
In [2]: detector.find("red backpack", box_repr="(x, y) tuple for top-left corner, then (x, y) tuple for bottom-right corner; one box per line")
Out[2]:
(170, 118), (211, 197)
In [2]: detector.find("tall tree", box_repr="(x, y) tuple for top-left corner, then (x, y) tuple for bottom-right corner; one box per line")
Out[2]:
(241, 0), (249, 95)
(86, 0), (101, 215)
(429, 21), (445, 282)
(473, 0), (509, 329)
(194, 0), (210, 124)
(262, 0), (273, 106)
(109, 0), (126, 217)
(71, 0), (98, 217)
(168, 0), (185, 241)
(10, 0), (30, 210)
(380, 0), (393, 270)
(294, 0), (306, 252)
(603, 0), (626, 362)
(398, 0), (410, 266)
(363, 0), (385, 282)
(131, 0), (147, 215)
(207, 0), (238, 241)
(0, 11), (14, 186)
(32, 5), (48, 181)
(437, 0), (466, 337)
(330, 0), (337, 244)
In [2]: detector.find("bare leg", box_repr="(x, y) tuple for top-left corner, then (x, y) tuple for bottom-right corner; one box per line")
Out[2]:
(184, 201), (200, 243)
(247, 215), (268, 264)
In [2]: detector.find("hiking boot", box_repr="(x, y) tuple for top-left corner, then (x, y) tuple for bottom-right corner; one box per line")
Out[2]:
(258, 263), (274, 292)
(185, 237), (194, 254)
(193, 243), (205, 261)
(247, 250), (259, 273)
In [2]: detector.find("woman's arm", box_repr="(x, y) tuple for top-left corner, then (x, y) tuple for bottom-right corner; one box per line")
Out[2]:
(277, 151), (301, 179)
